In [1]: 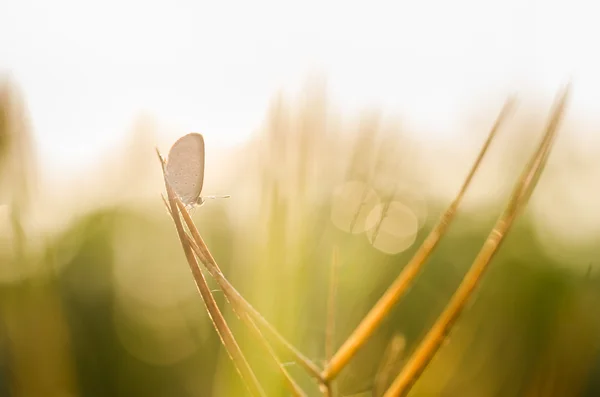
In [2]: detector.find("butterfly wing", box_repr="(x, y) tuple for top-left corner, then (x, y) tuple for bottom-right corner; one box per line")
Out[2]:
(165, 133), (205, 206)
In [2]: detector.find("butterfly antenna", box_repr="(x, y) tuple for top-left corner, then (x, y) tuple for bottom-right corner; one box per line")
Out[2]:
(203, 195), (231, 200)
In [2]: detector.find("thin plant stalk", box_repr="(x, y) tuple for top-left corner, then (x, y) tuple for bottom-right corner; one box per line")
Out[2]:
(158, 153), (266, 397)
(162, 198), (307, 397)
(383, 85), (570, 397)
(172, 198), (325, 383)
(244, 314), (308, 397)
(373, 334), (406, 397)
(188, 234), (307, 397)
(323, 97), (516, 381)
(326, 246), (340, 361)
(321, 246), (341, 396)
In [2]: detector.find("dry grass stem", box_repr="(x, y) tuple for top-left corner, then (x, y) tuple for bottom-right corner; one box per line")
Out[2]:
(373, 334), (406, 396)
(161, 200), (307, 397)
(157, 151), (266, 397)
(323, 97), (516, 381)
(321, 246), (341, 396)
(382, 84), (570, 397)
(172, 198), (325, 382)
(244, 315), (308, 397)
(326, 246), (340, 361)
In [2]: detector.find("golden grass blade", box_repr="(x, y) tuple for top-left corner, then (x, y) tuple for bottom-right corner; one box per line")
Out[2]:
(323, 97), (516, 381)
(161, 190), (307, 396)
(172, 198), (325, 382)
(326, 245), (340, 361)
(244, 314), (308, 397)
(157, 150), (266, 397)
(181, 233), (307, 397)
(382, 84), (570, 397)
(373, 334), (406, 397)
(321, 246), (341, 396)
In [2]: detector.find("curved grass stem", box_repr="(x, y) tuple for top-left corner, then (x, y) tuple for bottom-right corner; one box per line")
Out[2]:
(323, 97), (517, 381)
(173, 198), (325, 383)
(382, 84), (570, 397)
(158, 157), (266, 397)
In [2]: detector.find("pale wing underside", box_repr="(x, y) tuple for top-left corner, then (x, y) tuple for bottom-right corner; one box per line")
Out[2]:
(165, 133), (205, 206)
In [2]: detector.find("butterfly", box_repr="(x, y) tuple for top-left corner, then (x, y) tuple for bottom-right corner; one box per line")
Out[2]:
(164, 133), (229, 209)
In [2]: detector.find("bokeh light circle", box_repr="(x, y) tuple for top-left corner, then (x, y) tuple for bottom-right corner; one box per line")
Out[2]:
(365, 201), (419, 254)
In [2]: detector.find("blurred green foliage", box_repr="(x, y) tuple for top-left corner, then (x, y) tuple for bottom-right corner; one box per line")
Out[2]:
(0, 76), (599, 397)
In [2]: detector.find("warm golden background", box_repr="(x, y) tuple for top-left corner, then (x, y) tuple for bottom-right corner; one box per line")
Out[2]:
(1, 0), (600, 396)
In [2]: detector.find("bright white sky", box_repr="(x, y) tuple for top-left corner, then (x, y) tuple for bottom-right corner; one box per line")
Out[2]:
(1, 0), (599, 180)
